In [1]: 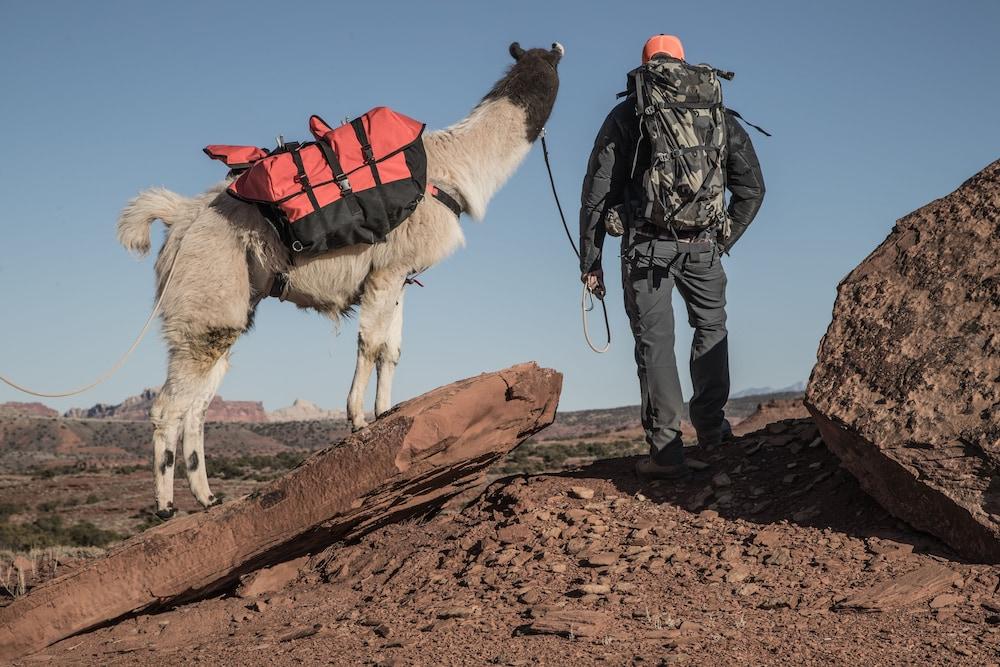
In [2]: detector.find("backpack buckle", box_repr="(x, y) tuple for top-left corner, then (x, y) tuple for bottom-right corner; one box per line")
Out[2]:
(335, 175), (352, 195)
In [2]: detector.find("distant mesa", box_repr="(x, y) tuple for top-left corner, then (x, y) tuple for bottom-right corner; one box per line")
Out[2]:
(267, 399), (346, 423)
(61, 388), (268, 423)
(730, 381), (805, 399)
(0, 401), (59, 418)
(3, 390), (345, 423)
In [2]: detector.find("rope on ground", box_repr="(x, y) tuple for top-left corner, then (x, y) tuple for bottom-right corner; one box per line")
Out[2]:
(540, 129), (611, 353)
(0, 249), (181, 398)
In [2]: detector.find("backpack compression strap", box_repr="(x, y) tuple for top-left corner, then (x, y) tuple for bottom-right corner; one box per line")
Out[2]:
(727, 109), (772, 137)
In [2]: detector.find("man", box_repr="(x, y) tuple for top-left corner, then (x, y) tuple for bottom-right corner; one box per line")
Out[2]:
(579, 34), (765, 479)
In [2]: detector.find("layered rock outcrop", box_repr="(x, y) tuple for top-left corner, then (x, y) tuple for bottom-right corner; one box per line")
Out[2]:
(806, 159), (1000, 562)
(63, 389), (268, 422)
(0, 363), (562, 660)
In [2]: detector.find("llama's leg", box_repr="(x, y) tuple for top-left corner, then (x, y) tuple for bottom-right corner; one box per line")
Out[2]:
(181, 354), (231, 508)
(150, 387), (188, 518)
(150, 338), (231, 516)
(375, 290), (405, 417)
(347, 274), (405, 431)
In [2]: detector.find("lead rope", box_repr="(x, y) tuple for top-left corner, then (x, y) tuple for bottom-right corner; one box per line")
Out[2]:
(539, 129), (611, 354)
(0, 248), (181, 398)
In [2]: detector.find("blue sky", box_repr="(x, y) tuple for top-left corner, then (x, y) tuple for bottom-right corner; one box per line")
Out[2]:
(1, 1), (998, 414)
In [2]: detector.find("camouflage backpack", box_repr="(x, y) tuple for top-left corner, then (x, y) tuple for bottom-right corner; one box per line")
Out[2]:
(627, 56), (733, 235)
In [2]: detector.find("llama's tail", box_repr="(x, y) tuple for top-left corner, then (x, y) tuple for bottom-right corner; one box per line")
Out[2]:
(117, 187), (189, 257)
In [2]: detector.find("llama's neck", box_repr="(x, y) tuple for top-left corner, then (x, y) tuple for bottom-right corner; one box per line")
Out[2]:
(426, 98), (534, 220)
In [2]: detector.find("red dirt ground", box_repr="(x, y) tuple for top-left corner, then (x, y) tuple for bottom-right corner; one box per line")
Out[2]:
(8, 417), (999, 666)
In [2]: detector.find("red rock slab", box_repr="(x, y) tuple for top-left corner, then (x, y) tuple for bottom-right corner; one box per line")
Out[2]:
(0, 362), (562, 662)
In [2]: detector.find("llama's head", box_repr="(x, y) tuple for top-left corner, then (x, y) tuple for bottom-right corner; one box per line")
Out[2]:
(483, 42), (563, 142)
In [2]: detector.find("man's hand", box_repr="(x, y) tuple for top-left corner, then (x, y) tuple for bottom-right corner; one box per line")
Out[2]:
(581, 270), (606, 299)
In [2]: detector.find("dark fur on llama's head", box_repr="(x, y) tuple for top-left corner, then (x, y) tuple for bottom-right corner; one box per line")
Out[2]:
(484, 42), (563, 142)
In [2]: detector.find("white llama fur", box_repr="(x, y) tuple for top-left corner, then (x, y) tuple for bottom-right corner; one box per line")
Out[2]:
(117, 44), (562, 515)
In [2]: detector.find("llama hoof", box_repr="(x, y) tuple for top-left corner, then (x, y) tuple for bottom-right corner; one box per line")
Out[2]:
(154, 506), (177, 521)
(203, 494), (224, 509)
(351, 420), (368, 433)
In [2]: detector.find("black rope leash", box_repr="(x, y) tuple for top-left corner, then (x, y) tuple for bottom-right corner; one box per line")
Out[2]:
(539, 129), (611, 353)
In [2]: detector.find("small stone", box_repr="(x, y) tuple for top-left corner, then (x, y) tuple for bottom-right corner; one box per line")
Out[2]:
(929, 594), (964, 609)
(712, 472), (732, 488)
(518, 588), (543, 605)
(569, 486), (595, 500)
(437, 606), (477, 619)
(574, 584), (612, 596)
(585, 553), (618, 567)
(685, 458), (710, 471)
(753, 531), (781, 548)
(719, 546), (742, 562)
(678, 620), (702, 635)
(497, 524), (534, 544)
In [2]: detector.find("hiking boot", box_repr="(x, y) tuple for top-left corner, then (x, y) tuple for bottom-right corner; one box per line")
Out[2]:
(697, 419), (734, 450)
(636, 457), (692, 481)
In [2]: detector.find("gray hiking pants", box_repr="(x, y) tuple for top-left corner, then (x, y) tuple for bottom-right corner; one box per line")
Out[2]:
(621, 230), (730, 465)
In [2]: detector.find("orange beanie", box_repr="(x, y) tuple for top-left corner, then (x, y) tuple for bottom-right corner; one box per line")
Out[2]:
(642, 34), (685, 63)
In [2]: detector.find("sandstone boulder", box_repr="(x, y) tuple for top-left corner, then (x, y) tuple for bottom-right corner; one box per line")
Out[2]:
(806, 159), (1000, 562)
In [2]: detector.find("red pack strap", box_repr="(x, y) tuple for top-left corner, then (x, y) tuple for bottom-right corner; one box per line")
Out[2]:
(203, 145), (269, 169)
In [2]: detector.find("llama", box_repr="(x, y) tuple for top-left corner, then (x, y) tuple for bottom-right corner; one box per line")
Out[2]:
(117, 42), (563, 518)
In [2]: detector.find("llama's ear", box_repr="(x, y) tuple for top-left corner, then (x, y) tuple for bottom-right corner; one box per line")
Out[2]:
(509, 42), (525, 61)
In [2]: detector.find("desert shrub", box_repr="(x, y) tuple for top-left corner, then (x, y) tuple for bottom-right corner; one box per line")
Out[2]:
(205, 452), (307, 481)
(0, 502), (27, 520)
(0, 515), (123, 552)
(29, 465), (82, 479)
(496, 439), (646, 475)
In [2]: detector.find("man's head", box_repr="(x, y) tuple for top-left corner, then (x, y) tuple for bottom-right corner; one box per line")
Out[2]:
(642, 34), (684, 63)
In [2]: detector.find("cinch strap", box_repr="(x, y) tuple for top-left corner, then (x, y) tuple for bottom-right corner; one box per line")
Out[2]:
(316, 142), (352, 194)
(289, 149), (321, 212)
(430, 186), (462, 217)
(350, 118), (381, 187)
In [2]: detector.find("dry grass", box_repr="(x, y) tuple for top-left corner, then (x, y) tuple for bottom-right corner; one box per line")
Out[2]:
(0, 546), (105, 599)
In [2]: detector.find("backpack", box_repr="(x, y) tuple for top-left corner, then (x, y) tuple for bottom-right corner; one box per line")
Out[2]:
(626, 57), (731, 235)
(205, 107), (429, 256)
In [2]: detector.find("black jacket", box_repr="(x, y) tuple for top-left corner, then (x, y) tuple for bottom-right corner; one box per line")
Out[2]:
(579, 99), (765, 274)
